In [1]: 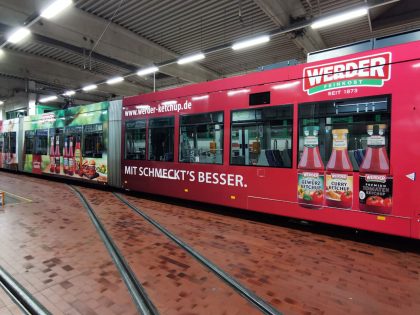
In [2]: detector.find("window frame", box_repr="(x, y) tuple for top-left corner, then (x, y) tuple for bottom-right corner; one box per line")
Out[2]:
(147, 116), (175, 162)
(229, 104), (294, 168)
(125, 119), (147, 161)
(297, 94), (392, 173)
(179, 111), (224, 165)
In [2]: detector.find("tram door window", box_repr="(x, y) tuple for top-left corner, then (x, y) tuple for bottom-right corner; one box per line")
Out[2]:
(3, 132), (17, 154)
(65, 126), (83, 156)
(24, 131), (35, 154)
(83, 124), (104, 158)
(298, 96), (391, 171)
(230, 105), (293, 167)
(34, 130), (48, 155)
(179, 112), (223, 164)
(125, 120), (146, 160)
(0, 133), (3, 153)
(148, 116), (174, 162)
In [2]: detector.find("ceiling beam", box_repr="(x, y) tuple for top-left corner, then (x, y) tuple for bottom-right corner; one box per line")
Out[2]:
(0, 49), (148, 97)
(253, 0), (326, 54)
(0, 0), (220, 84)
(370, 0), (420, 30)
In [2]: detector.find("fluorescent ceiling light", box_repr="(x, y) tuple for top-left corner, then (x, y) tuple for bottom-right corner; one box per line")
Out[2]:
(0, 101), (4, 105)
(177, 53), (205, 65)
(7, 28), (31, 44)
(227, 89), (250, 96)
(311, 7), (368, 29)
(192, 95), (209, 101)
(137, 66), (159, 76)
(82, 84), (97, 91)
(40, 0), (73, 19)
(106, 76), (124, 85)
(39, 95), (57, 103)
(63, 90), (75, 96)
(272, 81), (300, 90)
(232, 35), (270, 50)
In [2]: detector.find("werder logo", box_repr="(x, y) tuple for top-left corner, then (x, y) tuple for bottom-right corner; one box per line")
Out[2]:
(303, 52), (392, 95)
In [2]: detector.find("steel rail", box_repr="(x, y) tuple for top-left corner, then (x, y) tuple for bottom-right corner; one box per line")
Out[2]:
(69, 185), (159, 315)
(113, 192), (283, 315)
(0, 266), (51, 315)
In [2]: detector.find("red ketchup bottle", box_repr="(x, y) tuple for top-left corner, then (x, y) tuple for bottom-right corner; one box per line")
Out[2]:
(68, 136), (74, 176)
(54, 136), (61, 174)
(326, 129), (352, 171)
(63, 137), (68, 174)
(359, 124), (391, 214)
(298, 126), (324, 208)
(359, 124), (390, 174)
(49, 136), (55, 173)
(325, 129), (353, 208)
(298, 126), (324, 170)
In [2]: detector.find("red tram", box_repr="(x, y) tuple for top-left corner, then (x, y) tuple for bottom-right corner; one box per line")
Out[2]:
(122, 40), (420, 239)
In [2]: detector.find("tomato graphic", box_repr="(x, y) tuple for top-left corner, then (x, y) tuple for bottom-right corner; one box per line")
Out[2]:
(383, 197), (392, 208)
(366, 196), (384, 207)
(312, 190), (324, 205)
(340, 191), (352, 206)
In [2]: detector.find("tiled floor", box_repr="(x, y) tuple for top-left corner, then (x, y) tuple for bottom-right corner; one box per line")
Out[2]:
(0, 174), (138, 315)
(0, 172), (419, 315)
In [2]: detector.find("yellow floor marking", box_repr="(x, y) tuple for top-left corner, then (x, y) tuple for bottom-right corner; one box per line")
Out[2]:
(0, 190), (32, 203)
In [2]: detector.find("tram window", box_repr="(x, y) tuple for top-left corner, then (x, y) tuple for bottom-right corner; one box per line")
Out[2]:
(3, 132), (17, 154)
(298, 96), (391, 171)
(230, 105), (293, 167)
(82, 124), (103, 158)
(65, 126), (83, 154)
(148, 116), (174, 162)
(24, 131), (35, 154)
(34, 130), (48, 155)
(0, 133), (3, 153)
(49, 128), (65, 154)
(125, 120), (146, 160)
(179, 112), (223, 164)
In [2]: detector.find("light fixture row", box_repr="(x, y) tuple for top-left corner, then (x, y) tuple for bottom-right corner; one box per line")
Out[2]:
(2, 2), (371, 103)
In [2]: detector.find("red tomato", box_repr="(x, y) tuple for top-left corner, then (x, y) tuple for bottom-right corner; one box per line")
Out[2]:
(340, 191), (352, 205)
(383, 197), (392, 208)
(366, 196), (384, 207)
(312, 190), (324, 204)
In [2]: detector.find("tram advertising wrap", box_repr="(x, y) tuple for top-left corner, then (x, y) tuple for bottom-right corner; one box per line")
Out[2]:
(0, 118), (20, 170)
(122, 39), (420, 239)
(22, 102), (109, 184)
(0, 39), (419, 238)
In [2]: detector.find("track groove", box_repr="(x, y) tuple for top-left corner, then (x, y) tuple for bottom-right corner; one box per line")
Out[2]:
(69, 185), (159, 315)
(0, 265), (51, 315)
(113, 192), (282, 315)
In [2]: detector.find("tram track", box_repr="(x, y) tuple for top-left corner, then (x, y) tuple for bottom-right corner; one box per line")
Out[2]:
(70, 184), (282, 315)
(69, 185), (159, 315)
(0, 265), (51, 315)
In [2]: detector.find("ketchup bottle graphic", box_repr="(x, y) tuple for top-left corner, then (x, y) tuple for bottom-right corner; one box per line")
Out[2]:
(63, 137), (69, 174)
(55, 136), (61, 174)
(49, 136), (55, 173)
(297, 126), (324, 208)
(68, 136), (74, 176)
(325, 129), (353, 209)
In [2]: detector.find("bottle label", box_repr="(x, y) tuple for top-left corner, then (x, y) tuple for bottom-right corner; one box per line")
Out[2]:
(333, 139), (347, 149)
(367, 136), (385, 146)
(304, 136), (318, 147)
